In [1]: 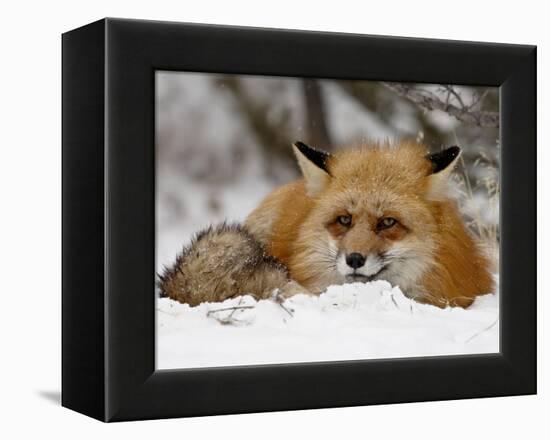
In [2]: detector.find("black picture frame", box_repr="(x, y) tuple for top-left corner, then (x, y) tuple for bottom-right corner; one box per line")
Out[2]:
(62, 18), (536, 422)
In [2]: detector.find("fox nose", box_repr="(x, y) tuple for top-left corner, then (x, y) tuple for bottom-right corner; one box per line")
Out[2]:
(346, 252), (366, 269)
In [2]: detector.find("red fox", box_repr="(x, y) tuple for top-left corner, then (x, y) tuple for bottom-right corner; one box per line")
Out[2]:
(160, 140), (494, 308)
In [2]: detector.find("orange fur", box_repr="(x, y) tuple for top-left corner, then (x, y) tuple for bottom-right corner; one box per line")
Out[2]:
(246, 141), (494, 308)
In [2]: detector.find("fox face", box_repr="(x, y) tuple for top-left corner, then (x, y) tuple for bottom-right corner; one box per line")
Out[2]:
(270, 140), (491, 306)
(326, 195), (435, 288)
(303, 183), (440, 295)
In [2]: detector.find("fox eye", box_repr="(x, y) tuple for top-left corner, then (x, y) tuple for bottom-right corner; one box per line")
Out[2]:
(337, 214), (352, 227)
(377, 217), (397, 230)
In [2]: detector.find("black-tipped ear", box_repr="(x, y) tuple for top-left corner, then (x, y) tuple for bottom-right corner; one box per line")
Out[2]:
(293, 141), (331, 174)
(427, 146), (461, 174)
(292, 141), (332, 196)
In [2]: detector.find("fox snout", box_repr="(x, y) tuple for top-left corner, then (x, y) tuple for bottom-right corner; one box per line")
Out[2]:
(337, 251), (386, 282)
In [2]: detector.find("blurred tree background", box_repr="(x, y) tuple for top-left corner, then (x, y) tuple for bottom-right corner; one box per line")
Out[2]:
(156, 72), (499, 271)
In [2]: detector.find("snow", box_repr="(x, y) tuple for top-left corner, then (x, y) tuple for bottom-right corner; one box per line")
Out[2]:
(156, 280), (499, 370)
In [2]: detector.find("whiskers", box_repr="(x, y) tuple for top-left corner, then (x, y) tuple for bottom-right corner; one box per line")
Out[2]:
(377, 246), (431, 291)
(378, 248), (407, 269)
(308, 242), (338, 271)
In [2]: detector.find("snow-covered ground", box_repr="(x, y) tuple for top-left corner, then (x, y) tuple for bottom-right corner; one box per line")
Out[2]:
(157, 280), (499, 370)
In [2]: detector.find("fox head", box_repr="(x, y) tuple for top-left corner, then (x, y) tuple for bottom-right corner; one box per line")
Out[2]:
(289, 140), (462, 296)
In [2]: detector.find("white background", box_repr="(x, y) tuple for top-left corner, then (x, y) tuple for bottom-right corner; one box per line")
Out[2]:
(0, 0), (545, 437)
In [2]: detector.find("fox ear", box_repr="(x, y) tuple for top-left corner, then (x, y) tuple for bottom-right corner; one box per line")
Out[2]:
(427, 146), (461, 175)
(293, 141), (332, 196)
(426, 146), (461, 200)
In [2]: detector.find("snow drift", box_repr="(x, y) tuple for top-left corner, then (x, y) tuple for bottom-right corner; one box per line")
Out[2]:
(157, 280), (499, 369)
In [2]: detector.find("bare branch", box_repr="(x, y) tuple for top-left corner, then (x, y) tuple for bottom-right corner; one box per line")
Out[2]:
(444, 85), (466, 110)
(206, 303), (256, 326)
(383, 83), (499, 128)
(271, 289), (295, 317)
(336, 81), (448, 147)
(469, 89), (490, 111)
(206, 305), (255, 316)
(464, 317), (499, 343)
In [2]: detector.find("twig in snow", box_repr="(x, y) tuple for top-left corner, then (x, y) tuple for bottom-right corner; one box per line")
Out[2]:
(390, 294), (400, 309)
(277, 301), (294, 317)
(271, 289), (295, 317)
(206, 305), (255, 317)
(464, 317), (499, 343)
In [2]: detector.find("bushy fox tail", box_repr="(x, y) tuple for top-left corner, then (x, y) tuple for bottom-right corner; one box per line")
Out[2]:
(158, 223), (299, 306)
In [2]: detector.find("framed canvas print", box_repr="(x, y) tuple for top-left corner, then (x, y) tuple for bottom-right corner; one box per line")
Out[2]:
(62, 18), (536, 422)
